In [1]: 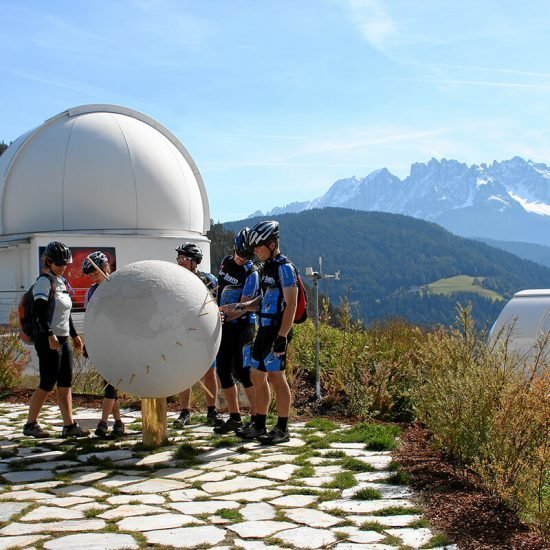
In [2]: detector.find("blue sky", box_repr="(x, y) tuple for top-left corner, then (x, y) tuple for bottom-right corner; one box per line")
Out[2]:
(1, 0), (549, 221)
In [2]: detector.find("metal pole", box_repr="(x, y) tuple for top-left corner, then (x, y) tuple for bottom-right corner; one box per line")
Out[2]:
(314, 277), (321, 400)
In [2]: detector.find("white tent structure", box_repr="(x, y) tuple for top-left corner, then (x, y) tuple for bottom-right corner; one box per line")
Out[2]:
(0, 104), (212, 325)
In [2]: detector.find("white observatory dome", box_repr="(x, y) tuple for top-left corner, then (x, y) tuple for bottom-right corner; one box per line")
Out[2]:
(0, 105), (210, 236)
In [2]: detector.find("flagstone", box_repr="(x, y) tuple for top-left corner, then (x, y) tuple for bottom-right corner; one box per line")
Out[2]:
(8, 450), (65, 462)
(333, 544), (396, 550)
(1, 518), (106, 535)
(228, 520), (297, 538)
(329, 443), (366, 450)
(213, 488), (282, 502)
(210, 515), (231, 525)
(276, 526), (337, 548)
(117, 478), (189, 493)
(42, 532), (138, 550)
(355, 472), (391, 482)
(134, 450), (175, 466)
(73, 502), (110, 512)
(117, 512), (203, 531)
(0, 501), (30, 521)
(144, 525), (226, 547)
(18, 480), (64, 490)
(256, 453), (291, 463)
(269, 494), (318, 507)
(233, 539), (285, 550)
(169, 500), (240, 515)
(318, 499), (417, 514)
(20, 505), (85, 521)
(2, 469), (55, 483)
(0, 489), (56, 501)
(202, 476), (274, 494)
(69, 471), (110, 484)
(284, 508), (342, 528)
(107, 493), (165, 505)
(154, 467), (202, 480)
(168, 488), (210, 501)
(219, 461), (262, 474)
(99, 504), (165, 519)
(25, 460), (79, 470)
(96, 474), (147, 487)
(386, 527), (433, 548)
(54, 484), (107, 498)
(256, 464), (299, 481)
(78, 449), (134, 462)
(241, 502), (276, 521)
(191, 470), (232, 482)
(0, 535), (48, 550)
(301, 475), (334, 487)
(345, 530), (387, 544)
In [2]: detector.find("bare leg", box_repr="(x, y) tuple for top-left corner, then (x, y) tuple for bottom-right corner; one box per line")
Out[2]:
(223, 384), (239, 414)
(202, 368), (218, 407)
(178, 388), (191, 410)
(56, 386), (74, 426)
(101, 398), (116, 423)
(251, 369), (270, 415)
(244, 385), (256, 416)
(267, 372), (291, 417)
(27, 388), (50, 423)
(112, 400), (122, 422)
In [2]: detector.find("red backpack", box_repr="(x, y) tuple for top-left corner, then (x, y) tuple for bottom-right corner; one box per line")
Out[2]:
(18, 273), (56, 344)
(293, 270), (308, 324)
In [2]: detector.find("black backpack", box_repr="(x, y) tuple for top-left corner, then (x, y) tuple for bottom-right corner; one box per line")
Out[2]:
(18, 273), (56, 344)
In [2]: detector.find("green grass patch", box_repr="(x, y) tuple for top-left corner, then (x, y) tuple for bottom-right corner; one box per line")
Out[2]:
(174, 443), (201, 464)
(352, 487), (383, 500)
(323, 471), (357, 490)
(372, 505), (423, 516)
(359, 520), (386, 532)
(408, 518), (430, 528)
(425, 275), (503, 300)
(422, 533), (453, 548)
(316, 489), (340, 502)
(387, 469), (412, 485)
(294, 464), (315, 478)
(218, 508), (243, 522)
(341, 456), (376, 472)
(323, 450), (346, 459)
(304, 418), (339, 432)
(326, 422), (400, 451)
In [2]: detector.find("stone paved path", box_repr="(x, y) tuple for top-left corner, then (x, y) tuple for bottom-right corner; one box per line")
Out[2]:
(0, 404), (456, 549)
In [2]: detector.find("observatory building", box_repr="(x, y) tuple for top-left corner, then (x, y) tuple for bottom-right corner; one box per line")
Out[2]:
(0, 104), (212, 324)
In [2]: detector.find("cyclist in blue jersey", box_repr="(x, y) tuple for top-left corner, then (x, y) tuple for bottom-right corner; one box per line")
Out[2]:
(221, 220), (298, 445)
(173, 242), (222, 428)
(214, 228), (260, 435)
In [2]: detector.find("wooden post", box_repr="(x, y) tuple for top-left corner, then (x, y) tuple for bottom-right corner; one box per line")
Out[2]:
(141, 397), (168, 447)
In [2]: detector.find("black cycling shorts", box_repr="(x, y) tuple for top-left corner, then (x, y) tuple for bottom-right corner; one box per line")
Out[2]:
(251, 325), (293, 372)
(35, 334), (73, 391)
(216, 323), (255, 389)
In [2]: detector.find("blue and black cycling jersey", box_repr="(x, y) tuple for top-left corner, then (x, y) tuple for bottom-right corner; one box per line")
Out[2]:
(258, 254), (298, 327)
(217, 255), (260, 325)
(197, 271), (218, 299)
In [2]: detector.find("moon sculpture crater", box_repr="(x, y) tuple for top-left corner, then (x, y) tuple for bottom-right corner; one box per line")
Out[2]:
(84, 260), (221, 398)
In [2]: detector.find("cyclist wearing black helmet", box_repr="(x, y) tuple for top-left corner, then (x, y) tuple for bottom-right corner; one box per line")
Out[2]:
(173, 242), (222, 428)
(23, 241), (90, 439)
(213, 228), (260, 435)
(221, 220), (298, 445)
(82, 251), (125, 439)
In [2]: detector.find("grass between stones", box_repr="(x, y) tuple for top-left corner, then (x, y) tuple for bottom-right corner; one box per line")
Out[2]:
(372, 505), (424, 516)
(422, 533), (453, 548)
(340, 456), (376, 472)
(322, 471), (357, 489)
(217, 508), (243, 522)
(359, 520), (386, 532)
(352, 487), (383, 500)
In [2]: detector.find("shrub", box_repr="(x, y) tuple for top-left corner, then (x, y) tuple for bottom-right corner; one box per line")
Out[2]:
(0, 312), (30, 388)
(411, 306), (549, 540)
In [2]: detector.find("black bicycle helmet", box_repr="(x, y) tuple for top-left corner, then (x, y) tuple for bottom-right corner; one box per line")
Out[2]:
(234, 227), (254, 259)
(175, 242), (203, 263)
(44, 241), (73, 265)
(82, 251), (109, 274)
(248, 220), (279, 247)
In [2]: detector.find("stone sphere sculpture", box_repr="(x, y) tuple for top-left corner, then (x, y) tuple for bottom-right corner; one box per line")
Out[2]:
(84, 260), (221, 398)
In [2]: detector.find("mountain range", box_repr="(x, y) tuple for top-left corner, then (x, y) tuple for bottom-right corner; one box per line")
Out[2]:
(250, 157), (550, 247)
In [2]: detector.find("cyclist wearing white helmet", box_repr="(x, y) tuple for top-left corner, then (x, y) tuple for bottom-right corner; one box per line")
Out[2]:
(173, 243), (222, 428)
(82, 251), (125, 439)
(221, 220), (298, 445)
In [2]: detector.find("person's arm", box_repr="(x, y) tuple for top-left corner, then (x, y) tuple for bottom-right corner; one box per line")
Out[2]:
(220, 295), (262, 321)
(69, 316), (83, 350)
(273, 286), (298, 357)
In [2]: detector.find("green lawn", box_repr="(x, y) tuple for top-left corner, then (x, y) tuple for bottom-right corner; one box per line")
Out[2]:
(424, 275), (503, 300)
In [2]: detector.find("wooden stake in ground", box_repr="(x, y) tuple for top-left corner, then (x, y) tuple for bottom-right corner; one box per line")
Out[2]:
(141, 397), (168, 447)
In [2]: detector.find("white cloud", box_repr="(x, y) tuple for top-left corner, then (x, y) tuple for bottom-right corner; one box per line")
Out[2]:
(346, 0), (396, 51)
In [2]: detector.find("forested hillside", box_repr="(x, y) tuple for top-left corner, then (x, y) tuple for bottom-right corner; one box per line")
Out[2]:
(223, 208), (550, 327)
